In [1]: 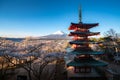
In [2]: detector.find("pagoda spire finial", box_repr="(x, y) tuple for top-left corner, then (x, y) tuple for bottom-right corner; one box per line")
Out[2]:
(79, 5), (82, 23)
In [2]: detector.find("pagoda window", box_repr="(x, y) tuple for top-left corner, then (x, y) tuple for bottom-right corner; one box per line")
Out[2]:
(74, 67), (92, 73)
(79, 67), (86, 73)
(86, 68), (91, 72)
(79, 67), (91, 73)
(75, 68), (79, 73)
(74, 66), (79, 73)
(80, 68), (85, 72)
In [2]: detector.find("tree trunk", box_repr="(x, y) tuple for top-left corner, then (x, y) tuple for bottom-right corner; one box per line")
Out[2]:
(28, 70), (32, 80)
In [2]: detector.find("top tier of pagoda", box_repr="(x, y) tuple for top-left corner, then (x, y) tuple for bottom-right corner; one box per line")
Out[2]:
(68, 7), (99, 30)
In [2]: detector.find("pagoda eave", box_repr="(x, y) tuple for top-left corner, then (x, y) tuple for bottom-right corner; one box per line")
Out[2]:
(68, 32), (100, 36)
(68, 50), (104, 55)
(67, 59), (108, 67)
(68, 23), (99, 30)
(74, 48), (91, 51)
(70, 32), (100, 35)
(69, 41), (97, 45)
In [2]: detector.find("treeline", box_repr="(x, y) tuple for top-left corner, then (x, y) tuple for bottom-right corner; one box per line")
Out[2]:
(91, 29), (120, 61)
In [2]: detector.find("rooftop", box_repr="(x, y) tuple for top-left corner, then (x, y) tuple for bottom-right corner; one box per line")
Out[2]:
(67, 59), (108, 67)
(68, 50), (104, 55)
(68, 23), (99, 30)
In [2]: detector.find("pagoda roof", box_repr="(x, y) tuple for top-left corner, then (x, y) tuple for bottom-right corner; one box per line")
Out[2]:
(74, 48), (92, 51)
(69, 40), (97, 45)
(69, 31), (100, 36)
(71, 31), (100, 35)
(68, 23), (99, 30)
(68, 50), (104, 55)
(67, 59), (108, 67)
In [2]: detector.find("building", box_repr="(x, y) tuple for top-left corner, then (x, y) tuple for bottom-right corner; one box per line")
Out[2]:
(66, 7), (108, 80)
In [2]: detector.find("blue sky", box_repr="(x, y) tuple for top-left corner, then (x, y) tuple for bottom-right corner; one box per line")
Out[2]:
(0, 0), (120, 38)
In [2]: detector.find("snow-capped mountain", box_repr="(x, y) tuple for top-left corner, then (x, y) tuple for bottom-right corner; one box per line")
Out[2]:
(40, 31), (70, 39)
(4, 31), (71, 41)
(52, 31), (65, 35)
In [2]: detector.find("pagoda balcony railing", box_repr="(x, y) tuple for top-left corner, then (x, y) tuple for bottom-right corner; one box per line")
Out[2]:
(74, 57), (94, 62)
(75, 47), (91, 51)
(75, 46), (89, 49)
(74, 29), (90, 32)
(71, 45), (89, 49)
(72, 37), (88, 40)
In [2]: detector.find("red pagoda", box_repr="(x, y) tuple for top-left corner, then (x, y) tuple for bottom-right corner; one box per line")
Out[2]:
(66, 7), (108, 80)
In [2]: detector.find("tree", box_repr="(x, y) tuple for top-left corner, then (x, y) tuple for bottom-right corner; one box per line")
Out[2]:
(0, 39), (18, 80)
(104, 29), (119, 41)
(31, 52), (65, 80)
(103, 29), (120, 61)
(17, 43), (44, 80)
(0, 38), (67, 80)
(32, 56), (55, 80)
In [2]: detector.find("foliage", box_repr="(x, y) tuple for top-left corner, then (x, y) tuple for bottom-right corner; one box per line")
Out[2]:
(102, 29), (120, 61)
(0, 39), (67, 80)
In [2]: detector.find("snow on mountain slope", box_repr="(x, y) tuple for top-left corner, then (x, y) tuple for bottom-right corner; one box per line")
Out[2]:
(40, 31), (70, 39)
(52, 31), (66, 35)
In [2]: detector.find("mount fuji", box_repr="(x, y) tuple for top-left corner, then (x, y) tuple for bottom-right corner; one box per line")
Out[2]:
(40, 31), (70, 39)
(3, 31), (71, 41)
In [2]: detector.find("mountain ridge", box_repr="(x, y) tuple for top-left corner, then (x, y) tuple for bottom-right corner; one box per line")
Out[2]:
(40, 30), (70, 39)
(3, 31), (71, 41)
